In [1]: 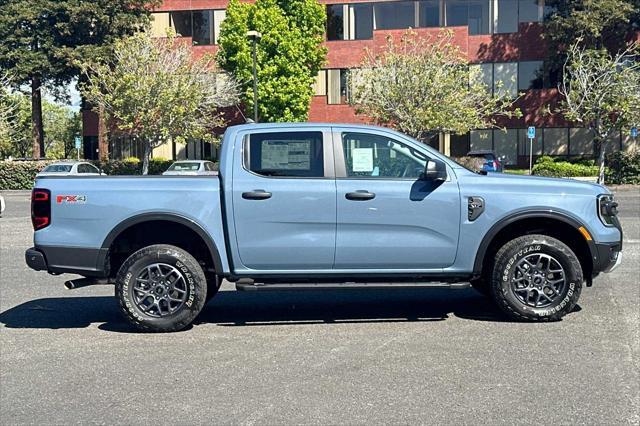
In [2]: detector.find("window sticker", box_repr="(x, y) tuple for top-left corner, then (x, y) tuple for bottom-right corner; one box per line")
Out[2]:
(261, 140), (311, 170)
(352, 148), (374, 172)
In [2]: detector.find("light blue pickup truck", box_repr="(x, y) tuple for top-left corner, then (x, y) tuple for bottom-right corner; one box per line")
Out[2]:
(26, 123), (623, 332)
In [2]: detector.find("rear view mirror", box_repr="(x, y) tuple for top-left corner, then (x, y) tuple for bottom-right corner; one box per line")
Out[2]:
(423, 159), (447, 181)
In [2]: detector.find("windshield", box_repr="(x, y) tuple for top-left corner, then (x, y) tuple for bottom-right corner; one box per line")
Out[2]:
(43, 165), (73, 173)
(167, 162), (200, 171)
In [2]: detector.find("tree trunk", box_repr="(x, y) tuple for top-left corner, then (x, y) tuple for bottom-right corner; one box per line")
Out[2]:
(97, 104), (109, 161)
(31, 77), (45, 159)
(596, 137), (607, 185)
(142, 143), (151, 175)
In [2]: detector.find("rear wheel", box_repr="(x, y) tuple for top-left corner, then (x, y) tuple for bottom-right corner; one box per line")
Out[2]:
(115, 244), (207, 332)
(491, 234), (583, 322)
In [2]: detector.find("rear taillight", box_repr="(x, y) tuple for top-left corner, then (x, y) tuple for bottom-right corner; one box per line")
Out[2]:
(493, 160), (500, 169)
(31, 189), (51, 230)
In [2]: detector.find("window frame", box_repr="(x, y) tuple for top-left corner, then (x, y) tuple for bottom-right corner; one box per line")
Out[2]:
(333, 130), (436, 181)
(240, 129), (335, 179)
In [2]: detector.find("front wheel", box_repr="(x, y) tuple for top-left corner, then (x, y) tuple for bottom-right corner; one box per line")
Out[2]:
(115, 244), (208, 332)
(491, 234), (583, 322)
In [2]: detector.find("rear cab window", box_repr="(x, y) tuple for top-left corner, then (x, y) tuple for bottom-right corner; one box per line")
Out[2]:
(244, 131), (324, 178)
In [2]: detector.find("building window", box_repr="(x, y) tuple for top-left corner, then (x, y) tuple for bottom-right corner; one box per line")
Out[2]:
(468, 0), (491, 35)
(543, 128), (568, 155)
(418, 0), (441, 27)
(170, 11), (192, 37)
(493, 129), (518, 165)
(470, 129), (493, 151)
(163, 10), (225, 45)
(445, 0), (469, 27)
(470, 63), (494, 92)
(569, 128), (594, 156)
(496, 0), (518, 33)
(327, 4), (373, 41)
(518, 128), (543, 155)
(213, 10), (226, 45)
(150, 13), (170, 37)
(494, 62), (518, 98)
(312, 70), (327, 96)
(192, 10), (213, 45)
(327, 69), (350, 104)
(374, 1), (417, 30)
(519, 0), (542, 23)
(518, 60), (544, 90)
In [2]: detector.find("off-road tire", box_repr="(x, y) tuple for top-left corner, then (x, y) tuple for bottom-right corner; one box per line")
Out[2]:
(115, 244), (207, 332)
(491, 234), (583, 322)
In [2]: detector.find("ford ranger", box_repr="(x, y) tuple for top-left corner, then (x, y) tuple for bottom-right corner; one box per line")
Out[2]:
(26, 123), (623, 332)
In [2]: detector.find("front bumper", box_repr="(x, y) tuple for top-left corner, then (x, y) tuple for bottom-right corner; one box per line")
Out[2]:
(594, 242), (623, 273)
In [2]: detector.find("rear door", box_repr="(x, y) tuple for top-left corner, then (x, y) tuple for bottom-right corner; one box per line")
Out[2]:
(333, 128), (460, 270)
(231, 128), (336, 271)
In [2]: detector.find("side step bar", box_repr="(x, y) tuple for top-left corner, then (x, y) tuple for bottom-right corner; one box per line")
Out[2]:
(236, 281), (471, 292)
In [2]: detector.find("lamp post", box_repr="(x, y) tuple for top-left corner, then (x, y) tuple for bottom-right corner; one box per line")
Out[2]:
(246, 30), (262, 122)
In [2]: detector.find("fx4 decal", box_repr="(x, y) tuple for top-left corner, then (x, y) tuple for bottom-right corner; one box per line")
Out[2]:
(57, 195), (87, 204)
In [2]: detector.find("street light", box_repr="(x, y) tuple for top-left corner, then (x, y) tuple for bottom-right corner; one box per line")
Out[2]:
(246, 30), (262, 122)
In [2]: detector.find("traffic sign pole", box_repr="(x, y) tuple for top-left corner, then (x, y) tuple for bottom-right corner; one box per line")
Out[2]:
(527, 127), (536, 175)
(74, 136), (82, 160)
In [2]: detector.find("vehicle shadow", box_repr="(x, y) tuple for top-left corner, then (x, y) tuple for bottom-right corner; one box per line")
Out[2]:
(0, 288), (517, 332)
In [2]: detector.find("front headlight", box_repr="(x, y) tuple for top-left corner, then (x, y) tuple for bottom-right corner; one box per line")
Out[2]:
(597, 194), (618, 227)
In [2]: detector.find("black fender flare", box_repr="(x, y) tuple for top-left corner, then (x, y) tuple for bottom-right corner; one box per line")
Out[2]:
(100, 213), (223, 274)
(472, 209), (598, 277)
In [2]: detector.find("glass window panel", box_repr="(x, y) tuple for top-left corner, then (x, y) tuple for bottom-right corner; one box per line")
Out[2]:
(569, 128), (594, 156)
(518, 128), (543, 155)
(494, 62), (518, 98)
(519, 0), (541, 23)
(445, 0), (468, 27)
(468, 0), (490, 35)
(419, 0), (441, 27)
(543, 128), (568, 155)
(150, 13), (170, 37)
(213, 10), (226, 44)
(450, 133), (470, 157)
(470, 63), (493, 92)
(352, 4), (373, 39)
(327, 69), (341, 104)
(327, 5), (345, 40)
(604, 130), (621, 153)
(192, 10), (213, 45)
(247, 132), (324, 177)
(340, 69), (350, 102)
(470, 129), (493, 151)
(170, 11), (192, 37)
(342, 132), (429, 179)
(493, 129), (518, 165)
(496, 0), (518, 33)
(313, 70), (327, 96)
(374, 1), (417, 30)
(518, 60), (544, 90)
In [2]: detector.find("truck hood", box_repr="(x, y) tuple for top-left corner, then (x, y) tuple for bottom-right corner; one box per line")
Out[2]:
(455, 168), (610, 196)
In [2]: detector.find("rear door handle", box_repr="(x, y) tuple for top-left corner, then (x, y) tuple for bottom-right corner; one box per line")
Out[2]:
(345, 191), (376, 201)
(242, 190), (272, 200)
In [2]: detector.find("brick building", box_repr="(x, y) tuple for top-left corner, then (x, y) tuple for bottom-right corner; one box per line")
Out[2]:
(82, 0), (638, 165)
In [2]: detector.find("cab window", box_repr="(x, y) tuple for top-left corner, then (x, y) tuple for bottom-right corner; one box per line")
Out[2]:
(245, 132), (324, 178)
(341, 132), (428, 179)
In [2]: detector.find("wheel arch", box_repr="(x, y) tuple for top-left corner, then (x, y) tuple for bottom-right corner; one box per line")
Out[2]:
(100, 213), (223, 277)
(473, 210), (598, 281)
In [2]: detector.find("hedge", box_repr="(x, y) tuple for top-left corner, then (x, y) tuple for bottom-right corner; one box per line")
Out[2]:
(0, 158), (210, 190)
(532, 156), (600, 178)
(606, 151), (640, 185)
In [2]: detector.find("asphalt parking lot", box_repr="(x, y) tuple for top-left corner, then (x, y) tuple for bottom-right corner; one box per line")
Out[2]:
(1, 188), (639, 425)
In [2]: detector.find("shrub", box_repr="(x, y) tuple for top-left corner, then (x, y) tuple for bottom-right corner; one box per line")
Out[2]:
(532, 157), (599, 178)
(0, 160), (55, 190)
(606, 151), (640, 184)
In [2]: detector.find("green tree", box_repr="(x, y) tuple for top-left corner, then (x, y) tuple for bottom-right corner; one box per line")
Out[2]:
(350, 31), (522, 142)
(82, 31), (239, 175)
(217, 0), (327, 122)
(0, 0), (158, 158)
(558, 41), (640, 184)
(42, 103), (81, 159)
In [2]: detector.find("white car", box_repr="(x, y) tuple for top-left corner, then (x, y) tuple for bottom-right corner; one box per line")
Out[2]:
(0, 194), (5, 217)
(162, 160), (218, 176)
(37, 161), (104, 177)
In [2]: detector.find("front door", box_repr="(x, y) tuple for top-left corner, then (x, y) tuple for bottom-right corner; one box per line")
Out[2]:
(334, 129), (460, 270)
(232, 128), (336, 271)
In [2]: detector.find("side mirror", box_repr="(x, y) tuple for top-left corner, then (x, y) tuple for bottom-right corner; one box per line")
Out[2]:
(423, 159), (447, 181)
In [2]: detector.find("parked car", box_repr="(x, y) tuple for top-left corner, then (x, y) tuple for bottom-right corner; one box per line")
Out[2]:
(37, 161), (104, 177)
(26, 123), (622, 332)
(162, 160), (217, 176)
(466, 150), (503, 173)
(0, 194), (5, 217)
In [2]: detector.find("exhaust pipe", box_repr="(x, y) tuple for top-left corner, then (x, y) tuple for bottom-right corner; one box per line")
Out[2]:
(64, 277), (110, 290)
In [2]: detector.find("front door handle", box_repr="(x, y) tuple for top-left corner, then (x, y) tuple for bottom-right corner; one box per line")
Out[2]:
(345, 191), (376, 201)
(242, 190), (272, 200)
